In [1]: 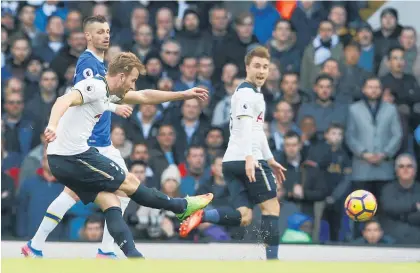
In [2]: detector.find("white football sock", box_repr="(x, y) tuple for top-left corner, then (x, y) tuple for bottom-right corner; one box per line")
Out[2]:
(31, 191), (77, 250)
(99, 196), (130, 253)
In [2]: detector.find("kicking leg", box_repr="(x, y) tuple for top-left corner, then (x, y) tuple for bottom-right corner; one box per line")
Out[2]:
(119, 173), (213, 220)
(259, 197), (281, 260)
(22, 187), (78, 257)
(95, 191), (143, 258)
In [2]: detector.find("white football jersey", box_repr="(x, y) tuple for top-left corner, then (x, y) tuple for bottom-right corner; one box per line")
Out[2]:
(223, 81), (267, 162)
(47, 77), (121, 156)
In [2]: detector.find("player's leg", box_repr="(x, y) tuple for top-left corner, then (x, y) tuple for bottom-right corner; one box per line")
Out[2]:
(96, 146), (131, 257)
(94, 191), (143, 258)
(118, 172), (213, 220)
(22, 187), (79, 258)
(254, 161), (281, 260)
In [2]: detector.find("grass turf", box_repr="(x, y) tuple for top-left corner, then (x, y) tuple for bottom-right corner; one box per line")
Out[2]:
(2, 260), (419, 273)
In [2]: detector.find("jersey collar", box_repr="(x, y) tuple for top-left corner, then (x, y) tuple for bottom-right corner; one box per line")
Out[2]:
(86, 49), (104, 63)
(94, 75), (110, 97)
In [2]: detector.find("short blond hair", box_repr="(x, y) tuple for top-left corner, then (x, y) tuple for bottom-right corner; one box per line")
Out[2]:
(107, 52), (146, 76)
(244, 46), (270, 66)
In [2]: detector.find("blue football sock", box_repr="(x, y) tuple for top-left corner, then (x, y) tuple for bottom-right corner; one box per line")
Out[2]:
(261, 215), (280, 260)
(104, 207), (143, 258)
(203, 207), (242, 226)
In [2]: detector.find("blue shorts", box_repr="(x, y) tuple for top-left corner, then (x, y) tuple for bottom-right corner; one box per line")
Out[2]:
(48, 147), (126, 204)
(222, 160), (277, 209)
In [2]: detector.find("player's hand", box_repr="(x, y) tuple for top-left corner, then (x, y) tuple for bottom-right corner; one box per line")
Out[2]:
(183, 87), (209, 102)
(268, 159), (287, 184)
(44, 126), (57, 143)
(115, 104), (133, 119)
(245, 156), (258, 183)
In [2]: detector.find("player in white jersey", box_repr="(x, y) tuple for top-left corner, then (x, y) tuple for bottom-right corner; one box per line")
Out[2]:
(43, 52), (214, 258)
(178, 46), (286, 260)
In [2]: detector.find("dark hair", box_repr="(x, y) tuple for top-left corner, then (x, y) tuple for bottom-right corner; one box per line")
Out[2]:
(47, 15), (62, 27)
(180, 55), (197, 65)
(83, 15), (107, 30)
(315, 74), (334, 85)
(211, 152), (224, 164)
(40, 68), (57, 78)
(401, 26), (417, 37)
(274, 18), (292, 31)
(321, 58), (339, 69)
(234, 12), (253, 26)
(326, 123), (344, 132)
(362, 76), (381, 88)
(130, 160), (147, 169)
(206, 126), (224, 137)
(344, 42), (361, 51)
(362, 218), (381, 230)
(284, 131), (301, 141)
(187, 144), (205, 156)
(281, 71), (299, 82)
(84, 214), (104, 227)
(387, 46), (404, 59)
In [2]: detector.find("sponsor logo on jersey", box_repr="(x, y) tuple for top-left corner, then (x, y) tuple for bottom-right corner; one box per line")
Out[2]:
(83, 68), (94, 78)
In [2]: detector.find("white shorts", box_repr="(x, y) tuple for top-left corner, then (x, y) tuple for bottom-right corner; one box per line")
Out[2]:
(95, 145), (128, 173)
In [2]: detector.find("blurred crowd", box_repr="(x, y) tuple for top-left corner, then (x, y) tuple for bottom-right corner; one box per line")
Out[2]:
(1, 1), (420, 246)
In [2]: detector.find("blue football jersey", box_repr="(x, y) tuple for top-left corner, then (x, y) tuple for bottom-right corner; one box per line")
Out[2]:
(73, 50), (112, 147)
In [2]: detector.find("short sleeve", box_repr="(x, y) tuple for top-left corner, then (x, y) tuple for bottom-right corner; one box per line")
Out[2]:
(73, 59), (98, 84)
(234, 88), (254, 118)
(73, 79), (106, 104)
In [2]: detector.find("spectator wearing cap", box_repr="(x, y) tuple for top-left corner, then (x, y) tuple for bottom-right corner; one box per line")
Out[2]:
(380, 46), (420, 131)
(174, 56), (201, 91)
(378, 27), (420, 80)
(15, 4), (42, 47)
(328, 5), (354, 47)
(356, 22), (376, 73)
(4, 36), (32, 81)
(346, 77), (402, 201)
(33, 1), (68, 32)
(160, 39), (181, 81)
(33, 15), (65, 64)
(214, 12), (259, 78)
(131, 24), (154, 63)
(175, 8), (212, 58)
(49, 29), (86, 85)
(136, 51), (162, 90)
(380, 154), (420, 245)
(250, 1), (280, 45)
(300, 20), (344, 94)
(267, 19), (302, 74)
(373, 8), (402, 72)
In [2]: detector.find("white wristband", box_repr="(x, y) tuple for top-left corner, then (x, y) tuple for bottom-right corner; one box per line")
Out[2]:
(108, 103), (117, 113)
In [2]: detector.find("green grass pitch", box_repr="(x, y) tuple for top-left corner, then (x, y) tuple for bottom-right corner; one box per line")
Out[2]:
(2, 260), (419, 273)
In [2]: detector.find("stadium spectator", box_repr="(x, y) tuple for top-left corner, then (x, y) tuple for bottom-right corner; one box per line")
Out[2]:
(1, 170), (15, 237)
(297, 74), (348, 137)
(114, 6), (150, 50)
(34, 1), (68, 32)
(16, 4), (42, 47)
(380, 46), (420, 131)
(267, 19), (302, 74)
(300, 20), (344, 93)
(277, 72), (310, 118)
(346, 77), (402, 201)
(250, 1), (280, 45)
(160, 39), (181, 81)
(124, 104), (161, 144)
(4, 36), (32, 81)
(64, 10), (82, 34)
(373, 8), (402, 72)
(179, 145), (211, 196)
(104, 45), (122, 64)
(136, 51), (162, 90)
(22, 57), (42, 102)
(380, 154), (420, 245)
(281, 212), (313, 243)
(262, 61), (281, 105)
(79, 214), (104, 242)
(57, 63), (75, 96)
(270, 101), (301, 152)
(356, 22), (376, 73)
(18, 131), (45, 186)
(212, 76), (242, 128)
(174, 56), (199, 91)
(33, 15), (65, 64)
(299, 115), (318, 157)
(16, 153), (64, 239)
(2, 91), (38, 156)
(155, 7), (176, 44)
(197, 55), (215, 93)
(49, 29), (86, 85)
(328, 4), (353, 46)
(110, 124), (133, 159)
(126, 142), (155, 183)
(207, 5), (230, 63)
(1, 133), (23, 185)
(131, 24), (154, 63)
(204, 127), (225, 164)
(353, 219), (394, 245)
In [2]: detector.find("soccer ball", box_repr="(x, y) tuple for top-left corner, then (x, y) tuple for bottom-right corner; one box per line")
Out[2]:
(344, 190), (377, 222)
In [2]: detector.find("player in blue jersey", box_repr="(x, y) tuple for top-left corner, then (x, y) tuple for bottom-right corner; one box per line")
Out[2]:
(22, 16), (208, 259)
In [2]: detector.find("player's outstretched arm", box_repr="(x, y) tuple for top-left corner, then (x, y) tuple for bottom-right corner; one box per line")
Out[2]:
(121, 87), (208, 105)
(45, 90), (83, 142)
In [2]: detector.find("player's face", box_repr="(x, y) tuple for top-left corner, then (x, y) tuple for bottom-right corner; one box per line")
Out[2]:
(246, 56), (269, 87)
(363, 222), (383, 244)
(119, 68), (139, 97)
(284, 137), (301, 159)
(86, 22), (110, 51)
(325, 128), (343, 146)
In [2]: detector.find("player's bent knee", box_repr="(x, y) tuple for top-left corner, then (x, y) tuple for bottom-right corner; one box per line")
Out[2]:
(64, 187), (80, 202)
(259, 197), (280, 216)
(95, 192), (121, 211)
(119, 173), (140, 195)
(237, 207), (253, 226)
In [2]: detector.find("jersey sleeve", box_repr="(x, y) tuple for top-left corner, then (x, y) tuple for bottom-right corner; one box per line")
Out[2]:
(109, 94), (123, 104)
(73, 79), (106, 104)
(74, 58), (98, 84)
(234, 88), (255, 118)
